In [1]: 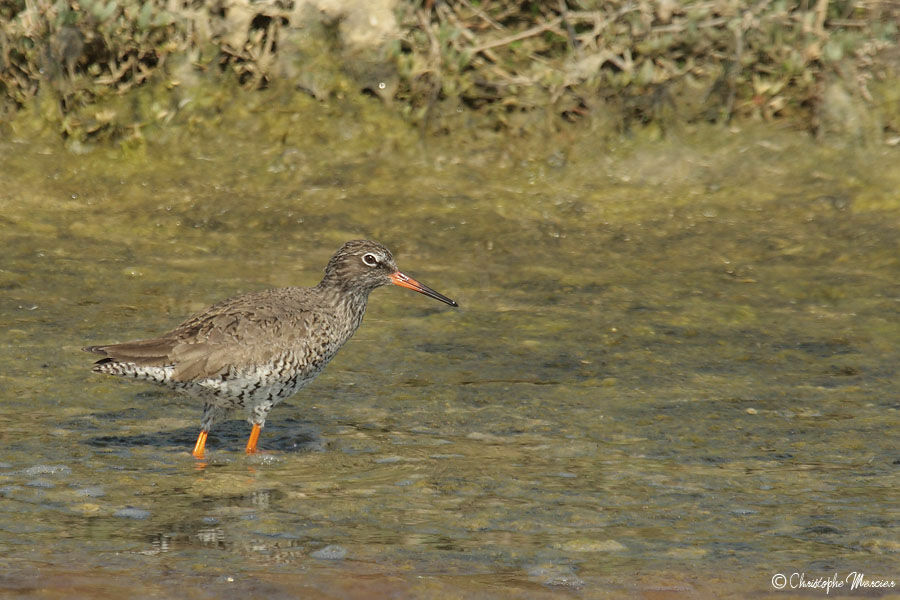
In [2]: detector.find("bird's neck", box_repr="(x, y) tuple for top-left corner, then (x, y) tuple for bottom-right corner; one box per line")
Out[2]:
(314, 278), (371, 326)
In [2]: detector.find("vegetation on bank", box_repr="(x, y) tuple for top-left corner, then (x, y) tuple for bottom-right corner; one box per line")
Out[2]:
(1, 0), (898, 143)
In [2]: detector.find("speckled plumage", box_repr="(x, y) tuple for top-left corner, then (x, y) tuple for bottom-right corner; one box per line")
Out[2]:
(84, 240), (457, 456)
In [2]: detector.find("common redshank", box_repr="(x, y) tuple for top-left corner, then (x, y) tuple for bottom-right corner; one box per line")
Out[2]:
(84, 240), (458, 458)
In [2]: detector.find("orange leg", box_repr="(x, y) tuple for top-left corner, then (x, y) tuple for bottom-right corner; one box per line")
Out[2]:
(245, 424), (261, 454)
(192, 430), (209, 459)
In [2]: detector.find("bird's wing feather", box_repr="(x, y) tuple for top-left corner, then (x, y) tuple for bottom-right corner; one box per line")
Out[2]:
(83, 337), (176, 366)
(86, 288), (321, 382)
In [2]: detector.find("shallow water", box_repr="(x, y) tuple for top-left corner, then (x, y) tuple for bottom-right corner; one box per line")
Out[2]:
(1, 115), (898, 598)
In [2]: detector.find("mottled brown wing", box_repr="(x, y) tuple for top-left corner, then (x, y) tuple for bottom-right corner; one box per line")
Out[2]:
(166, 338), (283, 381)
(166, 303), (312, 381)
(86, 289), (316, 382)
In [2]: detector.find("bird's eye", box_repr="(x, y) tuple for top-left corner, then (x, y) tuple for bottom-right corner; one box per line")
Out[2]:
(362, 253), (379, 267)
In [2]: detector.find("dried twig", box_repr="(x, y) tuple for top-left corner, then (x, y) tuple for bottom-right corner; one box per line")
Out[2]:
(441, 3), (506, 68)
(458, 0), (503, 31)
(469, 16), (563, 55)
(813, 0), (829, 36)
(558, 0), (579, 54)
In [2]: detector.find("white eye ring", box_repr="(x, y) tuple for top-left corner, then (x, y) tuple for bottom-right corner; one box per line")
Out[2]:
(362, 253), (379, 267)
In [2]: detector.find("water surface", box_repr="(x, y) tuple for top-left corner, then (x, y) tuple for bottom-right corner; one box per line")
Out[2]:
(1, 118), (898, 598)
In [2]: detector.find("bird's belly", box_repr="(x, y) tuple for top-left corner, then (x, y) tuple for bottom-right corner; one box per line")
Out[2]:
(187, 349), (334, 408)
(194, 364), (321, 406)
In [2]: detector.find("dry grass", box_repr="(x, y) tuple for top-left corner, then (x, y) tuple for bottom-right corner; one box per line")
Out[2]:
(1, 0), (897, 141)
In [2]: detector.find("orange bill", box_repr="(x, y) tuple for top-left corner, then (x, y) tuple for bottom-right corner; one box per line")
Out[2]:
(390, 271), (458, 307)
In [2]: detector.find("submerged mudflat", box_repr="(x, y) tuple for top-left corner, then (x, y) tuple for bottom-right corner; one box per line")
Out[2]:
(1, 117), (898, 598)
